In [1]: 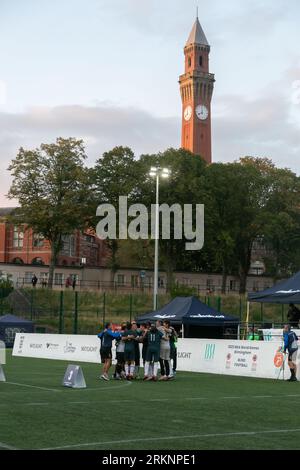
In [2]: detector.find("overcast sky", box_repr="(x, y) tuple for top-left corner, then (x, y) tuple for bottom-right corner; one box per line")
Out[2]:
(1, 0), (300, 206)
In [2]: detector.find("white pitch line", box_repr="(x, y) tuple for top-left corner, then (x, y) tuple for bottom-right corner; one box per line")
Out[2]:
(0, 441), (18, 450)
(41, 428), (300, 450)
(5, 381), (62, 392)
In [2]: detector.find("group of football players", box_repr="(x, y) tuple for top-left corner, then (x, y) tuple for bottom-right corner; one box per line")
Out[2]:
(98, 320), (178, 381)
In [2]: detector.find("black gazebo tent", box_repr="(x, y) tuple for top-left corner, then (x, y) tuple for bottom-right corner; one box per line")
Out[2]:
(0, 314), (34, 347)
(137, 296), (239, 338)
(248, 271), (300, 304)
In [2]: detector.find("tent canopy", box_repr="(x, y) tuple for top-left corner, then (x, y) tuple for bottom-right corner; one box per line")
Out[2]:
(248, 271), (300, 304)
(137, 296), (239, 326)
(0, 314), (34, 347)
(0, 314), (34, 324)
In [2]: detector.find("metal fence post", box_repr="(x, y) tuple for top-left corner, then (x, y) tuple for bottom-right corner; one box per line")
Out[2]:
(103, 292), (106, 327)
(217, 296), (221, 312)
(59, 290), (64, 334)
(73, 291), (78, 334)
(129, 294), (133, 322)
(30, 289), (34, 321)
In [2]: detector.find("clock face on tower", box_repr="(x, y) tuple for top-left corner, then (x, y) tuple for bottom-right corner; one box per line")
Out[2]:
(196, 104), (209, 121)
(184, 105), (192, 121)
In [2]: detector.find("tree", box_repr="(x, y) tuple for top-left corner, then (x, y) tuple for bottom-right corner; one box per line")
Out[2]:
(91, 146), (139, 283)
(8, 137), (90, 288)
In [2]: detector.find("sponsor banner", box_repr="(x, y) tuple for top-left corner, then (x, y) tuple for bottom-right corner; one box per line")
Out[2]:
(176, 338), (300, 380)
(13, 333), (101, 364)
(261, 329), (300, 342)
(13, 334), (300, 380)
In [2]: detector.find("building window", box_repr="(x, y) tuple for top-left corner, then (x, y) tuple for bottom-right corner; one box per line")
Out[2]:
(131, 275), (139, 287)
(33, 233), (44, 248)
(199, 55), (203, 67)
(206, 278), (214, 293)
(158, 277), (165, 287)
(229, 280), (236, 291)
(188, 57), (191, 67)
(54, 273), (64, 286)
(60, 235), (75, 257)
(117, 274), (125, 286)
(13, 226), (24, 248)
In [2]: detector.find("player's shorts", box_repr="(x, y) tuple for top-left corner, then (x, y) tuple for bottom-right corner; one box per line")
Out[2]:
(124, 349), (135, 362)
(146, 347), (160, 363)
(100, 347), (112, 362)
(288, 348), (298, 362)
(116, 352), (125, 364)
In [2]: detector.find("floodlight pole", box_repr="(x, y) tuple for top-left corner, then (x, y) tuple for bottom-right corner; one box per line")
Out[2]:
(153, 173), (159, 311)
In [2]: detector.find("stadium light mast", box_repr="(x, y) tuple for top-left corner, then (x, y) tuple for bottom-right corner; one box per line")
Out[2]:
(149, 166), (171, 310)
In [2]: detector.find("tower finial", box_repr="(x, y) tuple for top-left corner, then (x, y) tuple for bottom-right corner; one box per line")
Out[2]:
(196, 5), (199, 19)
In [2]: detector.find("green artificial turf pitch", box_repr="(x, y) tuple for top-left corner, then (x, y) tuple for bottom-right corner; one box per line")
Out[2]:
(0, 351), (300, 450)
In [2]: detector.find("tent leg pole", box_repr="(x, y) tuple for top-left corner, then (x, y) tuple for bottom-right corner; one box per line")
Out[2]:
(182, 323), (184, 339)
(244, 301), (250, 340)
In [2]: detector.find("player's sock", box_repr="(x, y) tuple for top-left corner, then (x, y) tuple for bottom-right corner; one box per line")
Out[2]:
(144, 362), (150, 376)
(153, 362), (159, 377)
(130, 364), (135, 376)
(125, 364), (129, 376)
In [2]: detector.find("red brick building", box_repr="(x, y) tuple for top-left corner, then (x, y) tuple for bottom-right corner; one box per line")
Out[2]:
(0, 208), (107, 268)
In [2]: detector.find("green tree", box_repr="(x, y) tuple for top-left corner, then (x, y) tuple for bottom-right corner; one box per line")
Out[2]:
(8, 137), (90, 288)
(91, 146), (139, 283)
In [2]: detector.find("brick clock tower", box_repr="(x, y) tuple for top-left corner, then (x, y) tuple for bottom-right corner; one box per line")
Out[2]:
(179, 15), (215, 164)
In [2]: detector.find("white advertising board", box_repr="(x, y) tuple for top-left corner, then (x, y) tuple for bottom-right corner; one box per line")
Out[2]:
(176, 338), (300, 380)
(13, 333), (102, 364)
(12, 333), (300, 380)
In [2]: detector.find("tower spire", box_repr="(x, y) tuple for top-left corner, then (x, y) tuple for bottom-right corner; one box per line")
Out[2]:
(196, 6), (198, 19)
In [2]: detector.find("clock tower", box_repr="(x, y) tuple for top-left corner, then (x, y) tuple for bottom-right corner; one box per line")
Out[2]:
(179, 15), (215, 163)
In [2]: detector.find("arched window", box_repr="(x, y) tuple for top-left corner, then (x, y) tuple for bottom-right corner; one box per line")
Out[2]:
(199, 56), (203, 67)
(12, 257), (24, 264)
(188, 57), (191, 67)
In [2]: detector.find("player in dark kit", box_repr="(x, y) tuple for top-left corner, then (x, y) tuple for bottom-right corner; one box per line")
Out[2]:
(122, 322), (137, 380)
(144, 323), (164, 381)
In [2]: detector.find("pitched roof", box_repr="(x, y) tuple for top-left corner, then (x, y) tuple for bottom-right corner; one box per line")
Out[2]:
(186, 17), (209, 47)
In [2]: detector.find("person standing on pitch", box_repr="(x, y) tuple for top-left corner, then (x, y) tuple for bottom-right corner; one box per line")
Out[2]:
(122, 322), (137, 380)
(144, 323), (164, 381)
(98, 322), (121, 381)
(281, 324), (299, 382)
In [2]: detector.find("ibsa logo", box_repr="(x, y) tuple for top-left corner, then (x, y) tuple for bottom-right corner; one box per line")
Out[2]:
(204, 343), (215, 360)
(273, 351), (284, 368)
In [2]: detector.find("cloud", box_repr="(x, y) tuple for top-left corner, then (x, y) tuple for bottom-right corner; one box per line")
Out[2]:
(0, 103), (180, 206)
(1, 65), (300, 207)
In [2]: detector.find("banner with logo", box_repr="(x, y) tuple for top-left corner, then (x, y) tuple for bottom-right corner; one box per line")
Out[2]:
(176, 338), (300, 380)
(13, 334), (300, 380)
(13, 333), (101, 363)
